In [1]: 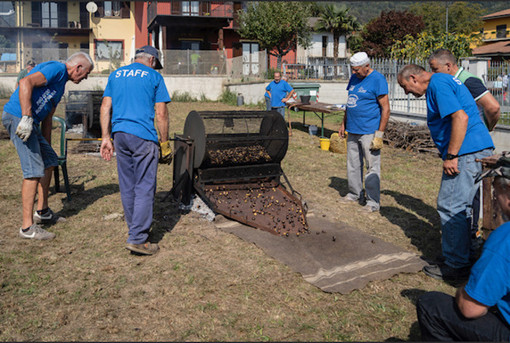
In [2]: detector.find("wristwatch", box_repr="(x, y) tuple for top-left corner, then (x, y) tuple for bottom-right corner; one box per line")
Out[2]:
(446, 153), (459, 160)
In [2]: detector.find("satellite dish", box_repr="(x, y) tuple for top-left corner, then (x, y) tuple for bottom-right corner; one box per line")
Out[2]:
(86, 1), (98, 13)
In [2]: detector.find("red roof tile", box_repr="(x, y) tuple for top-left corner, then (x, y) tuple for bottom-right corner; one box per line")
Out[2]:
(482, 8), (510, 19)
(473, 40), (510, 55)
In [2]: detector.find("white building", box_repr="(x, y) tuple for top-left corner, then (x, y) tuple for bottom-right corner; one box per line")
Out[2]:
(295, 18), (348, 79)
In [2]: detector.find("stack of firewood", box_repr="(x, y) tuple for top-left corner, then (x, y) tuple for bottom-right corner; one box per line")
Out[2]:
(384, 120), (437, 154)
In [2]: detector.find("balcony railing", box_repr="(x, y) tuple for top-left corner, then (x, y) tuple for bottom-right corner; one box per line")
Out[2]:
(148, 1), (233, 25)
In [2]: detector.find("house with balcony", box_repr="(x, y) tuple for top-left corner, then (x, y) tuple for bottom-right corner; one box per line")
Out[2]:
(473, 8), (510, 60)
(0, 1), (92, 72)
(293, 17), (347, 79)
(143, 1), (264, 75)
(0, 1), (269, 77)
(0, 1), (137, 73)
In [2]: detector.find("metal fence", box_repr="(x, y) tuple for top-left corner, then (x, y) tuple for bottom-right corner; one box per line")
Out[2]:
(226, 51), (267, 81)
(160, 49), (227, 76)
(283, 56), (510, 124)
(283, 57), (350, 81)
(0, 48), (267, 79)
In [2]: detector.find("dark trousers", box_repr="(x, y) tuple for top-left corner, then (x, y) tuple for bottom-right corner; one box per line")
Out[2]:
(114, 132), (159, 244)
(417, 291), (510, 341)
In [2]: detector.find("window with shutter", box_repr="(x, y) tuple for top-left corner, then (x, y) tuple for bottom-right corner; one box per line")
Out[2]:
(171, 1), (181, 15)
(57, 2), (67, 28)
(121, 2), (130, 18)
(31, 2), (42, 26)
(94, 1), (104, 17)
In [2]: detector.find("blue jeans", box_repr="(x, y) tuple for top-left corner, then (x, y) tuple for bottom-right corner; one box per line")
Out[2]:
(417, 292), (510, 341)
(437, 148), (493, 268)
(113, 132), (159, 244)
(265, 97), (271, 111)
(271, 106), (285, 118)
(2, 111), (57, 178)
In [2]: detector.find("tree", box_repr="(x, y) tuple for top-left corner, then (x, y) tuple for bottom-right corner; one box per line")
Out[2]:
(237, 2), (313, 70)
(316, 4), (361, 65)
(360, 10), (425, 58)
(391, 31), (477, 60)
(410, 2), (484, 36)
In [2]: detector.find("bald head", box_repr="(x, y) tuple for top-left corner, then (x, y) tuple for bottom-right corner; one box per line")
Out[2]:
(66, 52), (94, 70)
(397, 64), (431, 98)
(66, 52), (94, 84)
(398, 64), (426, 82)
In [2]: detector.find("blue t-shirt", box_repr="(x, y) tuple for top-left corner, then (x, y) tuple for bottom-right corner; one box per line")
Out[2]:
(465, 221), (510, 327)
(426, 73), (494, 159)
(266, 80), (292, 108)
(345, 70), (388, 134)
(4, 61), (68, 125)
(103, 62), (171, 143)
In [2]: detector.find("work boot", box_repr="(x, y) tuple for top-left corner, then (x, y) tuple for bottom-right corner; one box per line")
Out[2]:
(422, 263), (470, 281)
(126, 242), (159, 255)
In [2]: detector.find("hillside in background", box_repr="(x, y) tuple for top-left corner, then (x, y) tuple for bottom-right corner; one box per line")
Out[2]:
(329, 1), (510, 24)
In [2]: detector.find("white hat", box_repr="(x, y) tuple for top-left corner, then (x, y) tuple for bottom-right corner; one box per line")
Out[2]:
(350, 52), (370, 67)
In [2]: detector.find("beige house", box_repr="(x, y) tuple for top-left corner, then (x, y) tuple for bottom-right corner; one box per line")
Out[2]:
(0, 1), (135, 73)
(473, 8), (510, 60)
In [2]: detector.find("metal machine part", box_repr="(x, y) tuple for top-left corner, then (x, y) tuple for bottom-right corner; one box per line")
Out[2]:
(171, 110), (309, 236)
(65, 90), (103, 137)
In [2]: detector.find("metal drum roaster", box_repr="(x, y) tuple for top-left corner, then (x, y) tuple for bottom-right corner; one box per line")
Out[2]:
(170, 110), (309, 236)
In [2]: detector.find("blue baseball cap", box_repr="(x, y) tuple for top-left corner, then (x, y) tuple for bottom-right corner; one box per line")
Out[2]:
(135, 45), (163, 70)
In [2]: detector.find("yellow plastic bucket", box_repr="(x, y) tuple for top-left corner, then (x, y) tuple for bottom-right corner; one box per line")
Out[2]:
(320, 138), (330, 151)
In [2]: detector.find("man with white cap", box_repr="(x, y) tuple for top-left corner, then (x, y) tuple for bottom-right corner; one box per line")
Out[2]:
(339, 51), (390, 212)
(100, 45), (172, 255)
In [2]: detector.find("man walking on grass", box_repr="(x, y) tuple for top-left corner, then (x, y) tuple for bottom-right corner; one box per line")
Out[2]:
(100, 46), (172, 255)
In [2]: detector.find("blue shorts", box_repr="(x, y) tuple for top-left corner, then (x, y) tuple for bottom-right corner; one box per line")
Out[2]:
(2, 111), (58, 179)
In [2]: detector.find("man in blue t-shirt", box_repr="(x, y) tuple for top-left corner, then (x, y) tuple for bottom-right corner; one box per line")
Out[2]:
(100, 45), (171, 255)
(428, 49), (502, 260)
(265, 72), (295, 118)
(416, 155), (510, 341)
(398, 64), (494, 281)
(339, 52), (390, 213)
(2, 52), (94, 240)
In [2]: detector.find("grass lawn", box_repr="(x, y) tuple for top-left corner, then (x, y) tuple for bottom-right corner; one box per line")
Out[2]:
(0, 98), (458, 341)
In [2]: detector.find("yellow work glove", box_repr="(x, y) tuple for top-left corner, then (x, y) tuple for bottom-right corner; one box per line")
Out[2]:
(370, 130), (384, 150)
(159, 140), (173, 164)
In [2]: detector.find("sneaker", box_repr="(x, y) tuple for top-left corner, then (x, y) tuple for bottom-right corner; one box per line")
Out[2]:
(19, 224), (56, 240)
(126, 242), (159, 255)
(339, 194), (358, 203)
(360, 204), (379, 213)
(422, 263), (470, 281)
(33, 208), (66, 224)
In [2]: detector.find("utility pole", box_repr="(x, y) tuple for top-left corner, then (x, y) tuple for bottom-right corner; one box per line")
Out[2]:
(445, 1), (450, 43)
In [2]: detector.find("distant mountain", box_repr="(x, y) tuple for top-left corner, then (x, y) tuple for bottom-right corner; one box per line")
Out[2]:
(327, 1), (510, 24)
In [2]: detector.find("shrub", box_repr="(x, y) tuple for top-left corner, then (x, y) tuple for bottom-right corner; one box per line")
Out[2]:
(218, 89), (237, 106)
(171, 91), (198, 102)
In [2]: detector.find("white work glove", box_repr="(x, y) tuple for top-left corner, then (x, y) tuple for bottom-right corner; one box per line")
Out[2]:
(15, 115), (34, 142)
(370, 130), (384, 150)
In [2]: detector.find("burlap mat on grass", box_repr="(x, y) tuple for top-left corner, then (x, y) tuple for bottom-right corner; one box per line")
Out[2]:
(215, 213), (427, 294)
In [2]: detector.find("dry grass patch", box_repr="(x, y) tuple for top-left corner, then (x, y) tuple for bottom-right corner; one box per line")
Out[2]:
(0, 99), (455, 341)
